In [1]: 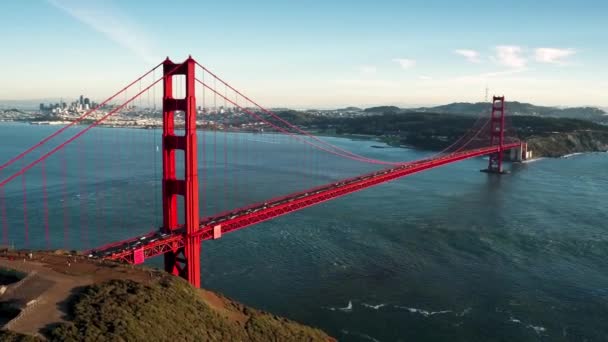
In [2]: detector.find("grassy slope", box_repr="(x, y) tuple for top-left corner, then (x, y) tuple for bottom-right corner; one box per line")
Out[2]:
(0, 330), (40, 342)
(33, 277), (329, 342)
(0, 251), (332, 342)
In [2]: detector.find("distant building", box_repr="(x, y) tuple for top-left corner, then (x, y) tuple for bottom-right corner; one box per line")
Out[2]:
(79, 95), (84, 105)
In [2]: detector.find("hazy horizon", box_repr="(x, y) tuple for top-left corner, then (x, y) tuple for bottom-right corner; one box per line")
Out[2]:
(1, 0), (607, 107)
(1, 98), (606, 113)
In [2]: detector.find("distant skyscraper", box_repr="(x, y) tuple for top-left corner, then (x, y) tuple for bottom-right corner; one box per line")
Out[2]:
(79, 95), (84, 105)
(84, 97), (90, 106)
(39, 103), (44, 111)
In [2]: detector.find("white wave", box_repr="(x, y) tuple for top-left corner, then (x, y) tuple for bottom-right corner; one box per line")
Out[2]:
(456, 307), (472, 317)
(341, 329), (380, 342)
(340, 300), (353, 312)
(527, 324), (547, 335)
(327, 300), (353, 312)
(506, 315), (546, 335)
(509, 317), (522, 324)
(362, 303), (387, 310)
(521, 157), (545, 164)
(395, 306), (452, 317)
(561, 152), (585, 159)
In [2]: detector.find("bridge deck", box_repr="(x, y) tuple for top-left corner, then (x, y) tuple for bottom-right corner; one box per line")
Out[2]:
(92, 143), (521, 263)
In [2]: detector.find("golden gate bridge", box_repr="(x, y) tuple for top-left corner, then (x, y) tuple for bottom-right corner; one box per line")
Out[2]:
(0, 56), (527, 288)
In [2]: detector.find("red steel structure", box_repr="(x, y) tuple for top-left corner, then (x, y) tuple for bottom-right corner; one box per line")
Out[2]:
(485, 96), (506, 173)
(0, 56), (526, 288)
(94, 58), (522, 287)
(99, 142), (522, 269)
(160, 57), (201, 288)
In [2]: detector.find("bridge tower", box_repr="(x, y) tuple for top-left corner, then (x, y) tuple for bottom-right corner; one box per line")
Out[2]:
(161, 57), (201, 287)
(484, 96), (506, 174)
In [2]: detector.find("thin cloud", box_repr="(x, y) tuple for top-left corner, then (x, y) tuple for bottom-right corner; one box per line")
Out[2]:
(423, 68), (528, 83)
(494, 46), (526, 68)
(478, 68), (527, 78)
(393, 58), (416, 69)
(358, 65), (377, 76)
(452, 68), (527, 82)
(333, 79), (398, 88)
(454, 49), (481, 63)
(535, 48), (576, 64)
(47, 0), (158, 64)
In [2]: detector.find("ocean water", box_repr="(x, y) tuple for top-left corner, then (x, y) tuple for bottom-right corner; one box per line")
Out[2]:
(1, 123), (607, 341)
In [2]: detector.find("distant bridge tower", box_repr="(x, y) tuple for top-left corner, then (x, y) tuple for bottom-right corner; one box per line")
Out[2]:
(161, 57), (201, 287)
(484, 96), (506, 173)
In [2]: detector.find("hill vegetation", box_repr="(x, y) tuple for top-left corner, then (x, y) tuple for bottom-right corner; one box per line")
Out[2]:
(46, 278), (330, 341)
(272, 110), (608, 157)
(0, 251), (333, 342)
(363, 106), (401, 113)
(406, 101), (607, 121)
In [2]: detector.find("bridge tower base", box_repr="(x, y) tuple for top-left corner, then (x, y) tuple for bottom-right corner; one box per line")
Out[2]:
(509, 142), (531, 162)
(161, 57), (201, 288)
(482, 96), (507, 174)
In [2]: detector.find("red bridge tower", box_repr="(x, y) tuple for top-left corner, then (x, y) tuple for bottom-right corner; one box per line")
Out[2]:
(161, 57), (201, 287)
(484, 96), (506, 174)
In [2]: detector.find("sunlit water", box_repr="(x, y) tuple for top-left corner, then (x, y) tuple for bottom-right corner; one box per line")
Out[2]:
(1, 123), (607, 341)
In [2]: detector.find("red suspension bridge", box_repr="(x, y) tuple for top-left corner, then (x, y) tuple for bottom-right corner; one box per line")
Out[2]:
(0, 57), (526, 288)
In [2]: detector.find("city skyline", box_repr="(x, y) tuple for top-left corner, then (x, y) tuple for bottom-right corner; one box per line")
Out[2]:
(1, 0), (606, 108)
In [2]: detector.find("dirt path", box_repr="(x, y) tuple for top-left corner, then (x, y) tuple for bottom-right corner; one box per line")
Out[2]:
(0, 257), (94, 337)
(0, 251), (252, 338)
(0, 251), (161, 337)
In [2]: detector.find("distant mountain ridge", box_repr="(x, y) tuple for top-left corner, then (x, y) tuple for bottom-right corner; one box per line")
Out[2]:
(402, 102), (607, 121)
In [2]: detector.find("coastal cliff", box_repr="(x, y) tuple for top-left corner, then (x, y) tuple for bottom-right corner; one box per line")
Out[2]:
(526, 131), (608, 158)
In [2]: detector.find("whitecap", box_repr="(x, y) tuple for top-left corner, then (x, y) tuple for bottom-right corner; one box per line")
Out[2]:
(362, 303), (386, 310)
(326, 300), (353, 312)
(509, 317), (521, 324)
(522, 157), (545, 164)
(456, 307), (472, 317)
(395, 306), (451, 317)
(561, 152), (585, 159)
(341, 329), (380, 342)
(429, 310), (452, 315)
(527, 324), (547, 335)
(339, 300), (353, 312)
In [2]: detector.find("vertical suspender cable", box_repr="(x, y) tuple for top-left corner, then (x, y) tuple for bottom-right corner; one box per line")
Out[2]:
(152, 70), (159, 227)
(223, 84), (228, 211)
(21, 165), (28, 247)
(201, 67), (206, 218)
(213, 77), (218, 212)
(42, 160), (49, 248)
(234, 90), (239, 207)
(62, 148), (68, 249)
(0, 187), (7, 246)
(78, 115), (87, 247)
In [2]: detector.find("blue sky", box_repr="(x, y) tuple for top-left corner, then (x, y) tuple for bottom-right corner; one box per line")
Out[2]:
(1, 0), (606, 108)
